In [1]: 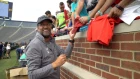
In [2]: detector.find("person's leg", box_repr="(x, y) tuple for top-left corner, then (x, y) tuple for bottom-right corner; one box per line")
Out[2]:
(16, 51), (20, 60)
(0, 50), (2, 59)
(6, 50), (10, 58)
(2, 50), (4, 59)
(6, 50), (9, 58)
(8, 50), (11, 58)
(3, 49), (6, 58)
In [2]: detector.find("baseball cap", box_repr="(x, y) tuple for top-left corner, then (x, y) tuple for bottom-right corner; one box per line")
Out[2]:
(37, 15), (52, 24)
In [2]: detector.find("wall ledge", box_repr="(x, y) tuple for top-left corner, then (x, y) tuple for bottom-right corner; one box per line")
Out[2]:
(62, 62), (105, 79)
(55, 19), (140, 40)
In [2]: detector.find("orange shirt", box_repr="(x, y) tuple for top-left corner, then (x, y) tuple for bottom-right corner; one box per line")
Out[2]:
(87, 14), (121, 46)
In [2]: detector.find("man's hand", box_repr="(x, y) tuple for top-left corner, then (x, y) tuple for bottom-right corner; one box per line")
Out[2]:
(69, 25), (75, 40)
(52, 54), (66, 69)
(108, 6), (123, 18)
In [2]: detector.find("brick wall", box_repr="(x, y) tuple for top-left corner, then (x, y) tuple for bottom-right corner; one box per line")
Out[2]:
(60, 67), (80, 79)
(57, 31), (140, 79)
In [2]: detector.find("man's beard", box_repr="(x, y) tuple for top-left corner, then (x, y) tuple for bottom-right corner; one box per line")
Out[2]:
(42, 34), (50, 38)
(42, 31), (51, 38)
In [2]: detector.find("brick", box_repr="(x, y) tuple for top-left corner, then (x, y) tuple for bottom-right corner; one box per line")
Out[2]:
(122, 61), (140, 71)
(96, 50), (110, 56)
(73, 48), (78, 51)
(121, 43), (140, 51)
(81, 63), (89, 71)
(102, 72), (119, 79)
(134, 72), (140, 79)
(71, 56), (77, 61)
(90, 42), (102, 48)
(63, 39), (68, 43)
(103, 43), (120, 50)
(71, 52), (75, 56)
(60, 72), (65, 79)
(85, 60), (95, 67)
(67, 71), (74, 78)
(74, 43), (81, 47)
(78, 58), (85, 63)
(63, 43), (67, 46)
(75, 38), (86, 42)
(103, 57), (120, 66)
(68, 60), (74, 64)
(135, 32), (140, 41)
(111, 51), (133, 60)
(86, 48), (95, 54)
(60, 75), (65, 79)
(90, 67), (101, 76)
(75, 52), (82, 57)
(77, 48), (86, 53)
(82, 43), (90, 48)
(74, 61), (80, 67)
(81, 54), (90, 59)
(73, 76), (79, 79)
(90, 55), (102, 62)
(111, 67), (132, 78)
(96, 63), (109, 72)
(134, 52), (140, 61)
(112, 33), (134, 41)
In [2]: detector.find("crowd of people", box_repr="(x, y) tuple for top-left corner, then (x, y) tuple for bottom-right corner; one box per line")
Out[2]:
(0, 42), (27, 60)
(0, 42), (16, 59)
(45, 0), (139, 43)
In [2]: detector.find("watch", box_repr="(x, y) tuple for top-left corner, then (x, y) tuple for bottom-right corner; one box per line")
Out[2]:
(115, 4), (124, 11)
(69, 39), (75, 43)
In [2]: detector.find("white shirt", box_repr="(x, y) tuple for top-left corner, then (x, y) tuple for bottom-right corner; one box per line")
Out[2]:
(6, 45), (11, 50)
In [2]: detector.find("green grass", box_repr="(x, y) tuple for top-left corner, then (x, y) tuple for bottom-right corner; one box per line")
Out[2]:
(0, 50), (19, 79)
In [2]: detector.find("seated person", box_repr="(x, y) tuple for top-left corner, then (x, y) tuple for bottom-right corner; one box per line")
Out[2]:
(56, 2), (69, 36)
(19, 53), (27, 67)
(60, 12), (73, 32)
(56, 12), (72, 36)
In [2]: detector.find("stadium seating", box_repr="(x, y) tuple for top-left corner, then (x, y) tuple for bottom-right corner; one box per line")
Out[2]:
(0, 27), (19, 42)
(4, 20), (21, 27)
(22, 22), (37, 27)
(9, 27), (36, 42)
(0, 20), (36, 43)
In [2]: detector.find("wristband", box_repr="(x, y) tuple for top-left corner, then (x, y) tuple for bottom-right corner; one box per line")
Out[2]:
(115, 4), (124, 11)
(97, 10), (103, 16)
(69, 39), (75, 43)
(87, 15), (91, 21)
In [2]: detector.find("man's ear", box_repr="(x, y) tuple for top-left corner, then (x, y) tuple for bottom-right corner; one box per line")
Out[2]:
(36, 26), (39, 31)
